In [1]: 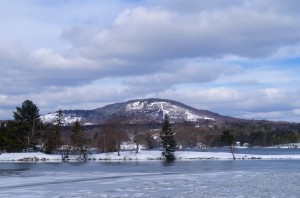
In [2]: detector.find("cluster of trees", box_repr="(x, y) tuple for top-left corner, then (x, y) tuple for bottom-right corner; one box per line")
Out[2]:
(0, 100), (42, 152)
(0, 100), (159, 160)
(0, 100), (89, 160)
(215, 121), (300, 147)
(171, 120), (300, 149)
(1, 100), (300, 161)
(92, 121), (158, 154)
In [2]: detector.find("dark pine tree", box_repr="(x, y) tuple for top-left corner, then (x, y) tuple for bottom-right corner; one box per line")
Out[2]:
(160, 115), (177, 161)
(71, 120), (88, 160)
(43, 127), (56, 154)
(13, 100), (42, 152)
(53, 109), (64, 148)
(43, 109), (64, 154)
(0, 121), (24, 152)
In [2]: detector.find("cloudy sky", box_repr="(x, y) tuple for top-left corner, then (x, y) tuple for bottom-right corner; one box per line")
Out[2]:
(1, 0), (300, 122)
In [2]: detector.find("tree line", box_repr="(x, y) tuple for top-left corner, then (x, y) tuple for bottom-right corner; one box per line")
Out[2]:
(0, 100), (161, 160)
(1, 100), (300, 161)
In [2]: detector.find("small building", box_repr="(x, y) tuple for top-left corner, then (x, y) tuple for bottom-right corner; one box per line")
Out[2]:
(243, 143), (251, 147)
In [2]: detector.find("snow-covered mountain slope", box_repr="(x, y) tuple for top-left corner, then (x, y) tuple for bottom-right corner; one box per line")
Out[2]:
(41, 98), (236, 125)
(125, 100), (214, 122)
(41, 112), (83, 125)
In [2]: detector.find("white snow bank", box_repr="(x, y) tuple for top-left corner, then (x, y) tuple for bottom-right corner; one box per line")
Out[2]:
(1, 151), (300, 162)
(94, 151), (300, 160)
(0, 152), (62, 162)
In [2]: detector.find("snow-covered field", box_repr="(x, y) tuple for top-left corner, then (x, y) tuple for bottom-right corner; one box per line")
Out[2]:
(1, 150), (300, 162)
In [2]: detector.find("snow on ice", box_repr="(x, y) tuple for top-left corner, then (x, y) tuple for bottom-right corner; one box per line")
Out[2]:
(1, 150), (300, 162)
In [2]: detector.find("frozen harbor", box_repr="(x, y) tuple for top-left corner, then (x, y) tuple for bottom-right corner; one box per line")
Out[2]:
(1, 159), (300, 198)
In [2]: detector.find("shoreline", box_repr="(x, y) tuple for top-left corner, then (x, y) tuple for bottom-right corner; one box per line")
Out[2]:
(1, 150), (300, 162)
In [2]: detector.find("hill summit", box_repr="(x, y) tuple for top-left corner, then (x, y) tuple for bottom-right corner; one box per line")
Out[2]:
(41, 98), (235, 125)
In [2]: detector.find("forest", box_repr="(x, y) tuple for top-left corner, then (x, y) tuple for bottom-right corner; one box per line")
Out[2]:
(1, 100), (300, 156)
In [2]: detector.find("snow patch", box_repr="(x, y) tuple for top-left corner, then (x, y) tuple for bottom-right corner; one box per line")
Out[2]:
(120, 142), (146, 150)
(126, 101), (216, 122)
(41, 113), (82, 125)
(64, 115), (82, 124)
(40, 113), (56, 123)
(125, 101), (145, 111)
(204, 117), (215, 121)
(185, 111), (201, 121)
(83, 122), (94, 126)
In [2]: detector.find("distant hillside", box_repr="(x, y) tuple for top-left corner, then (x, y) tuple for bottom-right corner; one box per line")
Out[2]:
(41, 98), (238, 125)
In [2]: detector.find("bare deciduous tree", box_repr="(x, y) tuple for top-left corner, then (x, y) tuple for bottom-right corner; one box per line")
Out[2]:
(220, 129), (236, 160)
(132, 125), (147, 153)
(97, 119), (129, 155)
(71, 120), (88, 161)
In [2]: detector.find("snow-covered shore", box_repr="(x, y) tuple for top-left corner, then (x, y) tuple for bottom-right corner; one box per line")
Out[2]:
(1, 150), (300, 162)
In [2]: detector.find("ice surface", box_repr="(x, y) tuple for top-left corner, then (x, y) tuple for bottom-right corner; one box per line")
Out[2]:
(0, 161), (300, 198)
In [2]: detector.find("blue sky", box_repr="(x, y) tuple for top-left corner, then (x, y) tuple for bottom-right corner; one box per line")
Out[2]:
(1, 0), (300, 122)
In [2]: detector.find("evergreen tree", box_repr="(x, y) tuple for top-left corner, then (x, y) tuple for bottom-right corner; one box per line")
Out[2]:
(13, 100), (42, 151)
(71, 120), (88, 160)
(0, 121), (24, 152)
(160, 115), (177, 161)
(53, 109), (64, 149)
(43, 125), (56, 154)
(43, 109), (64, 154)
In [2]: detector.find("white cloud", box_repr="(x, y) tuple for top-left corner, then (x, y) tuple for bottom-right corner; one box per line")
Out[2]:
(63, 5), (300, 61)
(271, 43), (300, 59)
(31, 48), (95, 69)
(293, 109), (300, 115)
(264, 88), (284, 99)
(0, 0), (300, 121)
(148, 0), (244, 13)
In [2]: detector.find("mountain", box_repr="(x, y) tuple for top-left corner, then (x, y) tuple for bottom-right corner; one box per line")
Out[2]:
(41, 98), (238, 125)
